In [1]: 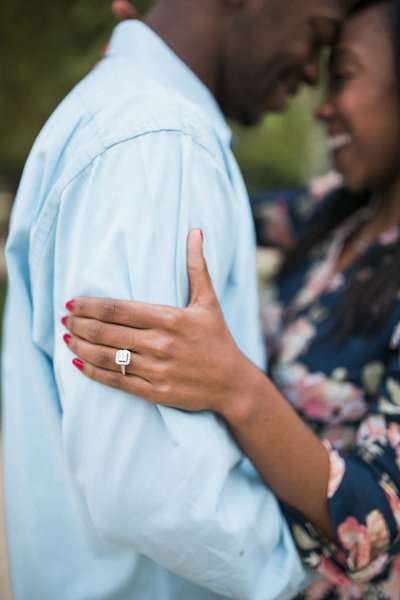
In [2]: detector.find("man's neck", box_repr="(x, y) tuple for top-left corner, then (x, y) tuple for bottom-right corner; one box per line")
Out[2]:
(144, 1), (220, 98)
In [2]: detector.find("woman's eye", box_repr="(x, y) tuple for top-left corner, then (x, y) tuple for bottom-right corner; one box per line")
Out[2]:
(329, 71), (353, 90)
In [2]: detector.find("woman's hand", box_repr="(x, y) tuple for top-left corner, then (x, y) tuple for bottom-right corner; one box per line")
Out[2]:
(62, 229), (333, 537)
(62, 229), (255, 417)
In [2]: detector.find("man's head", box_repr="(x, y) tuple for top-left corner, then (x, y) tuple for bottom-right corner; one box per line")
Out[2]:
(146, 0), (348, 126)
(217, 0), (348, 125)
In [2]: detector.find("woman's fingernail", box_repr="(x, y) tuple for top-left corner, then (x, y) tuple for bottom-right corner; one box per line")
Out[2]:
(72, 358), (84, 371)
(63, 334), (71, 345)
(66, 300), (75, 312)
(61, 315), (68, 326)
(199, 229), (203, 241)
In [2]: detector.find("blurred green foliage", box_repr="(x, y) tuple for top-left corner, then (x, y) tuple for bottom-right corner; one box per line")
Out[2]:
(232, 86), (330, 189)
(0, 0), (329, 190)
(1, 0), (119, 182)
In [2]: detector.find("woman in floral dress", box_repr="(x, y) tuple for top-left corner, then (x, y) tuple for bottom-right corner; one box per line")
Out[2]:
(63, 0), (400, 597)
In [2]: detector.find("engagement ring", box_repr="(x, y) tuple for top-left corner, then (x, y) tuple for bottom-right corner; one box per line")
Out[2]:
(115, 349), (131, 375)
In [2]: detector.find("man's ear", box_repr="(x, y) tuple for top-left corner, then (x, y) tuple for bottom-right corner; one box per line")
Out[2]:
(112, 1), (142, 21)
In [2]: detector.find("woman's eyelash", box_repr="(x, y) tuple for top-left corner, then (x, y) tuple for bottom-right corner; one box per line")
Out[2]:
(329, 71), (354, 87)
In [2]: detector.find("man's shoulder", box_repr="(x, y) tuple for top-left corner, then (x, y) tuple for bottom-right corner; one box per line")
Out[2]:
(70, 60), (221, 155)
(27, 56), (231, 202)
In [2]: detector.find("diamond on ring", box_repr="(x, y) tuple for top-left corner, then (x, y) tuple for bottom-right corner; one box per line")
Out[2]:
(115, 349), (131, 375)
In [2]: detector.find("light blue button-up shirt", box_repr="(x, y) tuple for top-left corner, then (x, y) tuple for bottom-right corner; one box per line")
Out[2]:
(2, 21), (314, 600)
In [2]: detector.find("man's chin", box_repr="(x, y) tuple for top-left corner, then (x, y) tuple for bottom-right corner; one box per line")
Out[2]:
(264, 84), (292, 113)
(236, 95), (291, 126)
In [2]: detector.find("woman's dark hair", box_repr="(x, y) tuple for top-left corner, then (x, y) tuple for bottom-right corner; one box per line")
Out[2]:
(277, 0), (400, 342)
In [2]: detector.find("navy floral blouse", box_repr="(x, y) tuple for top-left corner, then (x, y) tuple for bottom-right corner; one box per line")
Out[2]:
(254, 183), (400, 599)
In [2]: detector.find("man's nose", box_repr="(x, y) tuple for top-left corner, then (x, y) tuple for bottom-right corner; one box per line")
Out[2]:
(315, 96), (335, 122)
(302, 54), (321, 85)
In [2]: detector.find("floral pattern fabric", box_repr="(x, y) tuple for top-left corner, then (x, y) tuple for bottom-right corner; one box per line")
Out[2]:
(256, 188), (400, 599)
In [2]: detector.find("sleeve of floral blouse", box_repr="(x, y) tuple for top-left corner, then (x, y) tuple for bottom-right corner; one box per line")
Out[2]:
(282, 319), (400, 586)
(250, 173), (343, 250)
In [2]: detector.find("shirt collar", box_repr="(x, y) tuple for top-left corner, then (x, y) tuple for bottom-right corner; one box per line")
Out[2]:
(106, 21), (232, 147)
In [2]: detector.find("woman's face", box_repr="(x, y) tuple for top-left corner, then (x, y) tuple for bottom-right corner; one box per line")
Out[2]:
(317, 2), (400, 195)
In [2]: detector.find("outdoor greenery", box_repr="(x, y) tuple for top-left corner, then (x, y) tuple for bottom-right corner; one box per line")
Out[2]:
(1, 0), (330, 191)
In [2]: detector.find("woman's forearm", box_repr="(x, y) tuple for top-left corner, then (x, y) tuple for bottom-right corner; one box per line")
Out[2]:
(219, 357), (335, 540)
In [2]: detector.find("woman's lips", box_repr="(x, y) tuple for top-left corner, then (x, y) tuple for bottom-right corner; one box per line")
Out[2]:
(327, 133), (353, 169)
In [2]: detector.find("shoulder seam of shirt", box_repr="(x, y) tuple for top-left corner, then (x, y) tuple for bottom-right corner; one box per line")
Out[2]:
(29, 128), (233, 276)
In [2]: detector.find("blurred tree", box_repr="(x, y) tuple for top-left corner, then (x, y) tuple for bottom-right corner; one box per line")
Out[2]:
(0, 0), (153, 184)
(232, 86), (330, 189)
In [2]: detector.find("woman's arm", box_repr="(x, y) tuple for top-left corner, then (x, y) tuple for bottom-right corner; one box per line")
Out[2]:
(63, 229), (334, 539)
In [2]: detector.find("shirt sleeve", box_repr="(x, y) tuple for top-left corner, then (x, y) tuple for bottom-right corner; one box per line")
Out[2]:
(52, 131), (314, 599)
(282, 326), (400, 585)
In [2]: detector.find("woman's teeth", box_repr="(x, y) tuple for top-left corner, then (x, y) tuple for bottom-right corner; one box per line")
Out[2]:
(328, 133), (353, 151)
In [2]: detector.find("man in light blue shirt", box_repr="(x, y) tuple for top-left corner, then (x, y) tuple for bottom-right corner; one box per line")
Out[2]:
(2, 1), (349, 598)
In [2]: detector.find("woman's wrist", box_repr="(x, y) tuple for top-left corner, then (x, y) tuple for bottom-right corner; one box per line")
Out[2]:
(216, 353), (270, 428)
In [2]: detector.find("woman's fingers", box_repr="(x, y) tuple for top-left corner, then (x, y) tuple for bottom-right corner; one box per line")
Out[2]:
(73, 357), (155, 399)
(65, 229), (217, 331)
(64, 315), (151, 353)
(65, 332), (146, 377)
(67, 297), (179, 330)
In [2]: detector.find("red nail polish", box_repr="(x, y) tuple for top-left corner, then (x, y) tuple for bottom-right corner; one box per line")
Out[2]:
(72, 358), (84, 371)
(66, 300), (75, 312)
(63, 334), (71, 345)
(61, 315), (68, 326)
(199, 229), (203, 241)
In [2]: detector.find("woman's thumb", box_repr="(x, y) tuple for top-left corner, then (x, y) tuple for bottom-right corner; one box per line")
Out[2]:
(186, 229), (215, 307)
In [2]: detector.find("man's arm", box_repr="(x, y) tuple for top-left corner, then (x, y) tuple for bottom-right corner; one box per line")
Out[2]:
(54, 132), (314, 599)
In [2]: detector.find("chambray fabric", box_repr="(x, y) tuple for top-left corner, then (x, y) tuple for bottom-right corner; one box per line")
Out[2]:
(1, 21), (313, 600)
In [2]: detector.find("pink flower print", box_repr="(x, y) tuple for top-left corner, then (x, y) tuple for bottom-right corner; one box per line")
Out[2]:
(323, 425), (357, 453)
(297, 376), (364, 423)
(366, 510), (390, 555)
(356, 267), (373, 283)
(327, 272), (345, 292)
(277, 363), (366, 423)
(387, 422), (400, 450)
(380, 479), (400, 530)
(259, 299), (283, 346)
(309, 170), (343, 201)
(382, 556), (400, 600)
(316, 556), (352, 585)
(350, 553), (390, 583)
(304, 578), (334, 600)
(256, 198), (295, 249)
(390, 321), (400, 349)
(322, 442), (346, 498)
(357, 415), (387, 445)
(337, 517), (371, 571)
(379, 227), (399, 246)
(279, 318), (316, 363)
(293, 257), (337, 310)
